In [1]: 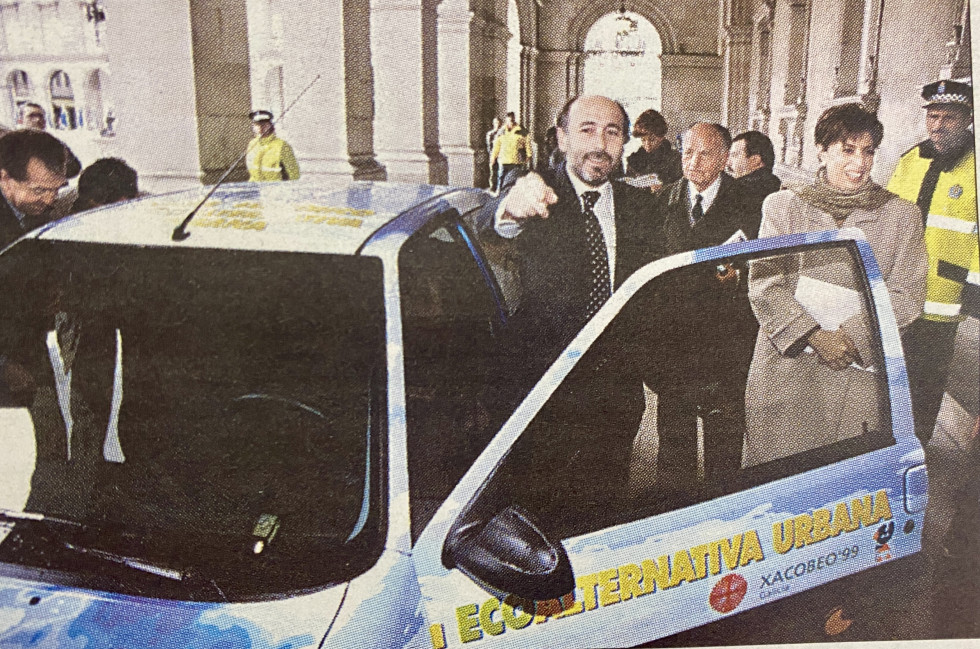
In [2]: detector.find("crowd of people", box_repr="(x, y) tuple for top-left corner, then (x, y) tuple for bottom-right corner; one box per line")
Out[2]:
(0, 104), (140, 251)
(1, 80), (976, 557)
(486, 79), (978, 553)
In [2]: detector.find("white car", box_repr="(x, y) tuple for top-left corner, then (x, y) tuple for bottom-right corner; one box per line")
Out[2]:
(0, 180), (927, 648)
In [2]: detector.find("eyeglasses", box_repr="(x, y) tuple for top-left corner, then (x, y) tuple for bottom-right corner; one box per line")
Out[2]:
(29, 186), (60, 198)
(12, 178), (63, 199)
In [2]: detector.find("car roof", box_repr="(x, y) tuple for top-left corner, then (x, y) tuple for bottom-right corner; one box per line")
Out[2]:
(39, 180), (462, 256)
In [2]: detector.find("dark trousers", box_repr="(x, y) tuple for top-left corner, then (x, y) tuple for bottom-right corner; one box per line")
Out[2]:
(489, 162), (500, 192)
(903, 318), (959, 444)
(656, 378), (745, 495)
(499, 164), (523, 190)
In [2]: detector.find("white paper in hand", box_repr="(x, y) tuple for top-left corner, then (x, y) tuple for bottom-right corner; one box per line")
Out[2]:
(794, 275), (861, 330)
(622, 173), (661, 189)
(723, 229), (748, 245)
(795, 275), (872, 371)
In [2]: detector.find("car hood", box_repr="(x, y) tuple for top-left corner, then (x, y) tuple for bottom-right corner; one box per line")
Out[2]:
(0, 575), (347, 648)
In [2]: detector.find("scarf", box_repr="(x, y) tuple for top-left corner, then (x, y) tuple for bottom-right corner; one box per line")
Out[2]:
(791, 168), (894, 225)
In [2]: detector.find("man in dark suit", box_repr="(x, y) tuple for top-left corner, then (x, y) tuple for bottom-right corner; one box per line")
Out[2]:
(489, 95), (664, 531)
(494, 95), (663, 378)
(0, 130), (81, 410)
(0, 130), (81, 250)
(653, 122), (757, 496)
(728, 130), (781, 237)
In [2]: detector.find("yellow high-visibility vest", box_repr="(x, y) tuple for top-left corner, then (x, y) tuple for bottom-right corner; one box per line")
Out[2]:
(888, 144), (978, 322)
(490, 125), (533, 167)
(246, 134), (301, 182)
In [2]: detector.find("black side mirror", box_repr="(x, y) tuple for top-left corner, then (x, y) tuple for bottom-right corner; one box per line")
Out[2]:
(443, 505), (574, 601)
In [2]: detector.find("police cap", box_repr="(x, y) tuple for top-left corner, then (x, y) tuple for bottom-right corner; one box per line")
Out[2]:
(250, 110), (274, 123)
(921, 80), (973, 109)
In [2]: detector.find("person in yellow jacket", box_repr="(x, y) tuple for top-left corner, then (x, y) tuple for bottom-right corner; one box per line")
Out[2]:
(887, 79), (978, 444)
(490, 112), (533, 189)
(246, 110), (300, 182)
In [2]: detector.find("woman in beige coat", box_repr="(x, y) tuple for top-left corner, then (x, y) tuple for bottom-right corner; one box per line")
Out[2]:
(743, 104), (928, 467)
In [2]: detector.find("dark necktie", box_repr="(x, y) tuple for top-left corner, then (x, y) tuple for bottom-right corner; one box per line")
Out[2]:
(581, 190), (610, 319)
(690, 193), (704, 226)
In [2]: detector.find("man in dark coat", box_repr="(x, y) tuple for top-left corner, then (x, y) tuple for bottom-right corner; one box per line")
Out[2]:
(494, 95), (664, 377)
(0, 130), (81, 409)
(489, 94), (665, 531)
(0, 130), (81, 250)
(728, 130), (782, 238)
(653, 122), (757, 496)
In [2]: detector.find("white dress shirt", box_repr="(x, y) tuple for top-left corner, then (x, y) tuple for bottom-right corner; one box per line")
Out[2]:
(686, 174), (723, 220)
(495, 168), (617, 286)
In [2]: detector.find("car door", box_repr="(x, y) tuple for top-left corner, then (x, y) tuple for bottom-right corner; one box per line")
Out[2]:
(396, 200), (511, 542)
(410, 229), (926, 649)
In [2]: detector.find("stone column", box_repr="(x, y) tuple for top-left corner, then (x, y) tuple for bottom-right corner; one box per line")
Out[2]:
(567, 51), (585, 97)
(520, 44), (538, 131)
(533, 49), (573, 138)
(189, 0), (253, 185)
(660, 53), (724, 134)
(371, 0), (447, 183)
(437, 0), (478, 187)
(721, 23), (753, 133)
(276, 0), (384, 180)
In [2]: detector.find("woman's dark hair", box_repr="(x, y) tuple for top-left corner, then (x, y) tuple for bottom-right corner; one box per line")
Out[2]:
(633, 109), (668, 137)
(813, 103), (884, 150)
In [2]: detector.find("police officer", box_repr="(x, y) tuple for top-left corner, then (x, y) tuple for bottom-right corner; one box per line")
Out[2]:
(887, 79), (978, 444)
(245, 110), (300, 182)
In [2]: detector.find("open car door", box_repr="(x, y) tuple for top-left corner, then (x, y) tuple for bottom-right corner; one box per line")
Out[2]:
(412, 229), (927, 648)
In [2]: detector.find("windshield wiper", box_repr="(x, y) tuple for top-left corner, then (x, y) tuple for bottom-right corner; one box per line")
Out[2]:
(1, 509), (182, 581)
(0, 509), (85, 529)
(63, 542), (184, 580)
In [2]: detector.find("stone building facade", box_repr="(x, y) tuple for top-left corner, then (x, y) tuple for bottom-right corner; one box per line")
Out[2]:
(0, 0), (111, 164)
(0, 0), (971, 192)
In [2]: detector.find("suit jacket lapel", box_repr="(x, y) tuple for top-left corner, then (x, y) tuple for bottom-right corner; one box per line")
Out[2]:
(611, 181), (635, 288)
(664, 179), (695, 252)
(0, 195), (25, 250)
(694, 174), (742, 242)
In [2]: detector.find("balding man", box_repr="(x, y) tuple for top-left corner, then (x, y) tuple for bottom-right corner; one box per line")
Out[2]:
(653, 122), (757, 495)
(489, 94), (665, 527)
(495, 94), (665, 370)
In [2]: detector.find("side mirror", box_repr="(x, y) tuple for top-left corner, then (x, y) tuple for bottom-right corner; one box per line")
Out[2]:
(443, 505), (574, 601)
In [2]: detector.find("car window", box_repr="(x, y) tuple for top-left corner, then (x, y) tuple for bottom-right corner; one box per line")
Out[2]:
(461, 205), (522, 316)
(400, 212), (509, 539)
(0, 239), (387, 601)
(453, 241), (893, 542)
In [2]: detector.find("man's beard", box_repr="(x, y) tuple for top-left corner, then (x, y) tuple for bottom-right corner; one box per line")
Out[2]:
(573, 152), (614, 186)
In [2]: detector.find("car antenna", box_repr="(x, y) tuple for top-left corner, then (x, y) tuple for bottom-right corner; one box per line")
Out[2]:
(172, 74), (321, 242)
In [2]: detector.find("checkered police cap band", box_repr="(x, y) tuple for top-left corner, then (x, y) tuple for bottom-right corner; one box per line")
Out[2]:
(921, 80), (973, 108)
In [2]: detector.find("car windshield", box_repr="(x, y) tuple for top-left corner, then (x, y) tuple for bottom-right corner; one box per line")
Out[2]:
(0, 240), (386, 601)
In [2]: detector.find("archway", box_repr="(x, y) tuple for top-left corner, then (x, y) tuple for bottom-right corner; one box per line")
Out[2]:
(8, 70), (31, 124)
(583, 11), (663, 145)
(50, 70), (77, 130)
